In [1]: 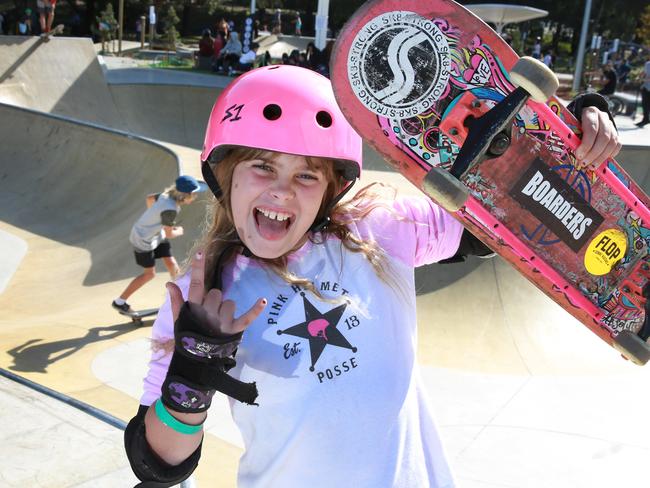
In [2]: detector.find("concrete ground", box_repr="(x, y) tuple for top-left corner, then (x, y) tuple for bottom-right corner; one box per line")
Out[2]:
(1, 34), (650, 488)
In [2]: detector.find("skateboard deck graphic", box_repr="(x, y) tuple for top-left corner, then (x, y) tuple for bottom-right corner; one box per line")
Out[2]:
(119, 308), (158, 325)
(331, 0), (650, 364)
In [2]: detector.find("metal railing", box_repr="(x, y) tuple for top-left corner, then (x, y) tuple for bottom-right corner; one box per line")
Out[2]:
(0, 367), (198, 487)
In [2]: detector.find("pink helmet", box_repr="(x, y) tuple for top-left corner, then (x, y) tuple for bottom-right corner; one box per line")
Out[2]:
(200, 65), (362, 201)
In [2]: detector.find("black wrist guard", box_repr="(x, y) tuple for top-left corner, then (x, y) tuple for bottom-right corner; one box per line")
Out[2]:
(567, 92), (617, 128)
(161, 302), (258, 411)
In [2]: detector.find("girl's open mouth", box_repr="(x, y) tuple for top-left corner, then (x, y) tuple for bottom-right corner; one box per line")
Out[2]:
(254, 207), (294, 240)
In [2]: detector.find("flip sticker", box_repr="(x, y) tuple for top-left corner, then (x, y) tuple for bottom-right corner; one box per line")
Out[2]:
(584, 229), (627, 275)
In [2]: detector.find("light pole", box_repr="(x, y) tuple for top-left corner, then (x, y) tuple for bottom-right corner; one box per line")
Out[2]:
(118, 0), (124, 55)
(315, 0), (330, 50)
(140, 15), (146, 49)
(149, 5), (156, 47)
(572, 0), (593, 93)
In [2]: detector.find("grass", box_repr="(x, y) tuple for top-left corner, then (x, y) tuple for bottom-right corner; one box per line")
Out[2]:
(149, 56), (195, 69)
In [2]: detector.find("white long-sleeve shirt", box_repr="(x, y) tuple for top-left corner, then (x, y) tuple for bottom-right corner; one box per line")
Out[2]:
(141, 195), (463, 488)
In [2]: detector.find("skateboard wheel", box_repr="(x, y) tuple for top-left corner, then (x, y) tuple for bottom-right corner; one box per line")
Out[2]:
(509, 57), (559, 103)
(613, 330), (650, 366)
(422, 167), (469, 212)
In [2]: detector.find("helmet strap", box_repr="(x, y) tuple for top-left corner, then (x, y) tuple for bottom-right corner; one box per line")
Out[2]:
(310, 179), (357, 233)
(210, 241), (252, 290)
(202, 160), (223, 201)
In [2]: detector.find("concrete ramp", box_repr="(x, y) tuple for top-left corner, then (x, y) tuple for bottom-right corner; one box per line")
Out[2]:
(617, 145), (650, 189)
(0, 104), (208, 288)
(0, 36), (124, 126)
(109, 83), (217, 149)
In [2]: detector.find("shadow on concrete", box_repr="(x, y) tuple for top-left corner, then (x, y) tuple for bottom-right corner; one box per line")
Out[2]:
(6, 321), (145, 373)
(0, 37), (47, 84)
(416, 258), (485, 296)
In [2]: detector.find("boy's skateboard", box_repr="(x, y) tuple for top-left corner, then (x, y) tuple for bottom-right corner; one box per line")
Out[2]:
(331, 0), (650, 364)
(40, 24), (64, 43)
(118, 308), (158, 326)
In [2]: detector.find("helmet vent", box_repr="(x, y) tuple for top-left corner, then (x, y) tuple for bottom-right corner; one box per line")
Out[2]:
(316, 111), (333, 128)
(263, 104), (282, 120)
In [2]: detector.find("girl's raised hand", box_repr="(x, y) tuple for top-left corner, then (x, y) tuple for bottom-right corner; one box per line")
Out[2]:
(574, 106), (622, 170)
(166, 252), (267, 336)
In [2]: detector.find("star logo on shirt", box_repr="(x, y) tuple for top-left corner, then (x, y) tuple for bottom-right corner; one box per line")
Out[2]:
(277, 292), (357, 371)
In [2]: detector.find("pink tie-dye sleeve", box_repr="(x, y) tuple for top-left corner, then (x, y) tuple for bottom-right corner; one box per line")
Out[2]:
(352, 196), (464, 268)
(139, 273), (191, 406)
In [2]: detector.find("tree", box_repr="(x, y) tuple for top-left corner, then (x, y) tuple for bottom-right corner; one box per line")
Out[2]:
(96, 3), (118, 53)
(162, 4), (180, 49)
(637, 4), (650, 46)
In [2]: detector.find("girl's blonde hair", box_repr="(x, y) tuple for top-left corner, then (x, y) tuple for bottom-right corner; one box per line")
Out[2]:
(153, 148), (407, 355)
(164, 186), (194, 203)
(193, 147), (402, 298)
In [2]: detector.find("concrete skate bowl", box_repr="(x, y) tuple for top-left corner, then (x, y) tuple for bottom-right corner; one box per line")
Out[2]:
(0, 36), (125, 127)
(0, 103), (211, 381)
(1, 33), (650, 378)
(0, 103), (209, 286)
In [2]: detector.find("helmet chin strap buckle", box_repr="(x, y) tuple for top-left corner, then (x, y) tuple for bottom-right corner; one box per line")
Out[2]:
(310, 216), (331, 233)
(309, 176), (357, 233)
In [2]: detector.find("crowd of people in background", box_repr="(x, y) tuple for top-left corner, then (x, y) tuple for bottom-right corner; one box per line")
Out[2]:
(191, 14), (336, 79)
(0, 3), (648, 103)
(194, 21), (256, 76)
(279, 40), (335, 77)
(0, 0), (57, 36)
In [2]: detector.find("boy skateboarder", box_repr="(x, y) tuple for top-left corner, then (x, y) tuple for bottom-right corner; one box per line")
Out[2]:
(112, 175), (201, 314)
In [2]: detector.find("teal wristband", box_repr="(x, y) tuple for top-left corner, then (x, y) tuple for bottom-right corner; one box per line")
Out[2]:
(154, 399), (204, 435)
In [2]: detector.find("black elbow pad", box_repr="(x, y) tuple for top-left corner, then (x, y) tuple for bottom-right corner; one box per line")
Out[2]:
(124, 405), (202, 487)
(439, 229), (495, 264)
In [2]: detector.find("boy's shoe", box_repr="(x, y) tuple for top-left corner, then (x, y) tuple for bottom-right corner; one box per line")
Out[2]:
(112, 300), (133, 314)
(635, 120), (648, 128)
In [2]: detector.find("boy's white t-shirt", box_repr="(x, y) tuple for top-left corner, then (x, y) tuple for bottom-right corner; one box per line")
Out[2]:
(129, 194), (179, 252)
(142, 196), (463, 488)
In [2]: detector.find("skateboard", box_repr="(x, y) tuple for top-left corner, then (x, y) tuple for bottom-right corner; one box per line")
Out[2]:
(118, 308), (158, 326)
(330, 0), (650, 364)
(40, 24), (64, 43)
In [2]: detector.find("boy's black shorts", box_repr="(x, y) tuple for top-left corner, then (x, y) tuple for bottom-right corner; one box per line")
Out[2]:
(134, 241), (172, 268)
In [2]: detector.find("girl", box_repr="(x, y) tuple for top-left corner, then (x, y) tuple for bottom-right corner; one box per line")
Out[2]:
(124, 66), (620, 487)
(112, 175), (200, 314)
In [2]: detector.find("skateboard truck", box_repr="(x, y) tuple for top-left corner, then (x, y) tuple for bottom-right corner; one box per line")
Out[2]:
(619, 261), (650, 341)
(118, 308), (158, 326)
(449, 86), (527, 179)
(448, 57), (559, 180)
(613, 261), (650, 365)
(422, 58), (557, 214)
(639, 282), (650, 342)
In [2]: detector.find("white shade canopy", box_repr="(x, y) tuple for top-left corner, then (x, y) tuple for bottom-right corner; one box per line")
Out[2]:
(466, 4), (549, 33)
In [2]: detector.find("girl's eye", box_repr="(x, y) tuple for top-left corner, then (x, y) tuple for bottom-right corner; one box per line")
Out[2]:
(298, 173), (319, 181)
(253, 163), (273, 172)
